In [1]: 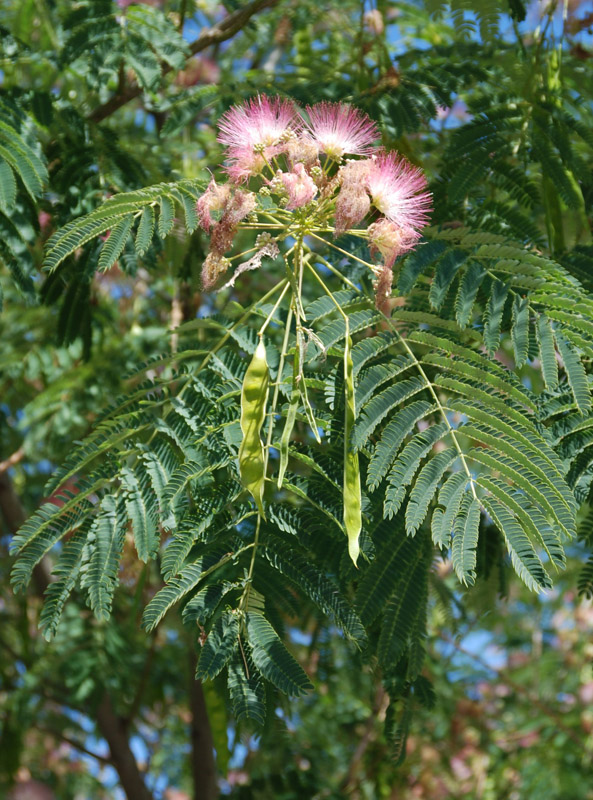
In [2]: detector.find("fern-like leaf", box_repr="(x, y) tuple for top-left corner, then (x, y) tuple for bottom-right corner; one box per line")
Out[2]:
(246, 612), (312, 696)
(195, 612), (240, 680)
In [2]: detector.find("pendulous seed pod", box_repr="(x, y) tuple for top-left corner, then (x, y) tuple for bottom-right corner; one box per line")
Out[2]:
(239, 337), (270, 517)
(278, 350), (300, 490)
(343, 335), (362, 565)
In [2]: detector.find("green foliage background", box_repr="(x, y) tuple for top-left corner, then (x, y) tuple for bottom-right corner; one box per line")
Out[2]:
(1, 0), (593, 798)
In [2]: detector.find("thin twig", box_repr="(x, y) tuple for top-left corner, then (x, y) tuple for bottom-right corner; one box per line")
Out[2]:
(0, 447), (24, 475)
(88, 0), (280, 123)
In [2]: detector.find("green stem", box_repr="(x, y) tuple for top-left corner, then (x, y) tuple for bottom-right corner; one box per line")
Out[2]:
(303, 245), (361, 291)
(258, 281), (290, 336)
(196, 278), (289, 374)
(308, 231), (378, 271)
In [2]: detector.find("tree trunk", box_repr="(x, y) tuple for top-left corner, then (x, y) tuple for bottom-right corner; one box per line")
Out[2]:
(189, 656), (217, 800)
(96, 692), (153, 800)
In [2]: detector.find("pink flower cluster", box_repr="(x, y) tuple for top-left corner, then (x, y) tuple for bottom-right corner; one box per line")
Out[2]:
(197, 95), (432, 297)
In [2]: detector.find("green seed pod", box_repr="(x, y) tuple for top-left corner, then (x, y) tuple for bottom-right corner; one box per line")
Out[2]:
(343, 335), (362, 565)
(239, 338), (269, 517)
(278, 351), (300, 489)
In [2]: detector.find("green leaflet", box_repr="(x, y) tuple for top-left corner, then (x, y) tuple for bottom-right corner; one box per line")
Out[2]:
(536, 314), (558, 392)
(98, 216), (135, 271)
(312, 309), (379, 353)
(477, 476), (564, 568)
(367, 400), (436, 492)
(398, 238), (447, 294)
(264, 544), (366, 644)
(0, 112), (48, 200)
(39, 525), (89, 641)
(455, 261), (486, 327)
(120, 466), (159, 562)
(355, 355), (415, 409)
(195, 612), (240, 680)
(355, 532), (422, 626)
(246, 611), (312, 696)
(386, 694), (413, 767)
(459, 423), (569, 508)
(449, 398), (565, 478)
(483, 278), (509, 354)
(578, 554), (593, 599)
(555, 330), (592, 414)
(227, 655), (266, 726)
(429, 248), (468, 310)
(10, 490), (97, 592)
(0, 159), (16, 212)
(80, 495), (126, 621)
(158, 195), (175, 238)
(410, 330), (537, 411)
(384, 422), (450, 519)
(352, 376), (426, 448)
(511, 295), (530, 368)
(351, 331), (399, 375)
(451, 494), (481, 585)
(141, 553), (228, 631)
(125, 34), (161, 91)
(305, 289), (359, 323)
(483, 496), (551, 591)
(343, 335), (362, 565)
(406, 450), (459, 535)
(377, 539), (429, 667)
(469, 447), (575, 538)
(134, 205), (155, 255)
(431, 472), (467, 549)
(183, 584), (227, 626)
(424, 353), (535, 411)
(43, 179), (205, 272)
(239, 338), (269, 517)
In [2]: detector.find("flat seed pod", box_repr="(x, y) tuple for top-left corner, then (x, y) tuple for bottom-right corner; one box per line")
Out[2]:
(344, 335), (362, 565)
(239, 338), (269, 517)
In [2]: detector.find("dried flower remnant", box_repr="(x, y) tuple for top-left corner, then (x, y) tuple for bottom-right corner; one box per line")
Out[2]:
(334, 159), (373, 234)
(279, 164), (318, 210)
(198, 186), (257, 288)
(222, 236), (280, 289)
(364, 9), (385, 35)
(368, 218), (419, 268)
(197, 178), (230, 232)
(334, 186), (371, 235)
(373, 264), (394, 314)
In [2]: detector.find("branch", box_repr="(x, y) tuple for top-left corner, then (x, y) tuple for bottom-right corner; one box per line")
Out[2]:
(0, 447), (24, 475)
(88, 0), (280, 124)
(36, 725), (112, 766)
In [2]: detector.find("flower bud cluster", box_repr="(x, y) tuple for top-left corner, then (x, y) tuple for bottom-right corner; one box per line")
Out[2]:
(197, 95), (432, 302)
